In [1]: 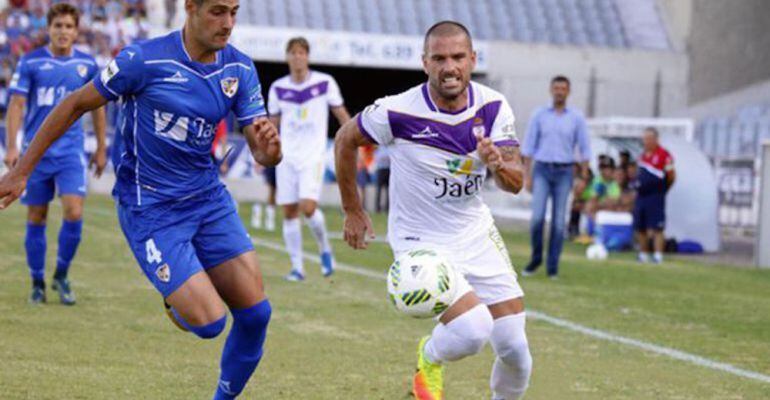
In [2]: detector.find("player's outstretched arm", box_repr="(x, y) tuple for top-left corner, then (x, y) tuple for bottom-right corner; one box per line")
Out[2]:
(90, 105), (108, 178)
(0, 82), (108, 209)
(245, 118), (282, 167)
(334, 116), (375, 249)
(477, 136), (524, 194)
(3, 95), (26, 169)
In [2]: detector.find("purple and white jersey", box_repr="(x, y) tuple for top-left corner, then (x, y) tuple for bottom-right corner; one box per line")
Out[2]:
(357, 82), (518, 250)
(267, 71), (344, 166)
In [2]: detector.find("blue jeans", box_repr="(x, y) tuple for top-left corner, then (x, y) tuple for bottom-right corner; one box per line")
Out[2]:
(527, 162), (574, 276)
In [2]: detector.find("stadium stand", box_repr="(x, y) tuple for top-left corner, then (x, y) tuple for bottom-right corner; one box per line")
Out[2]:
(234, 0), (669, 50)
(696, 101), (770, 160)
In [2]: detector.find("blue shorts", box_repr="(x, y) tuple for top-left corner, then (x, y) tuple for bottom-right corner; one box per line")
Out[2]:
(633, 194), (666, 231)
(117, 186), (254, 298)
(21, 153), (87, 205)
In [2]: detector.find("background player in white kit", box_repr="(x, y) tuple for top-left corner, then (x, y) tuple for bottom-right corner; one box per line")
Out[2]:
(335, 22), (533, 400)
(267, 37), (351, 281)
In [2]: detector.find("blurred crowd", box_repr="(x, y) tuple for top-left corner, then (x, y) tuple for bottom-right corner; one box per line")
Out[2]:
(569, 151), (638, 245)
(0, 1), (149, 115)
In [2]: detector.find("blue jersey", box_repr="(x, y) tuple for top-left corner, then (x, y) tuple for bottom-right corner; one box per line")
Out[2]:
(8, 47), (99, 159)
(93, 31), (267, 207)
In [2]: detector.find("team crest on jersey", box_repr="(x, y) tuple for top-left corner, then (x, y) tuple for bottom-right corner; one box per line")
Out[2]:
(77, 64), (88, 78)
(220, 77), (239, 98)
(472, 117), (485, 137)
(155, 263), (171, 283)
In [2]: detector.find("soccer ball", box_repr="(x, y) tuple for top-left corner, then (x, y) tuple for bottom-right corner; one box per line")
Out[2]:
(586, 243), (609, 260)
(387, 249), (458, 319)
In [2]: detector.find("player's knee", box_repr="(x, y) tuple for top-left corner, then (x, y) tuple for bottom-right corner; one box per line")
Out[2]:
(27, 207), (48, 224)
(453, 306), (494, 357)
(232, 299), (272, 331)
(188, 315), (227, 339)
(491, 314), (532, 377)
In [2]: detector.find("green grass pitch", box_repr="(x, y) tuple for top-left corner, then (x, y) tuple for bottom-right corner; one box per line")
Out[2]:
(0, 194), (769, 399)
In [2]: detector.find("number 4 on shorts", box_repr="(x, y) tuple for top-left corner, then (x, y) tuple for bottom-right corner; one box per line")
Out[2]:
(146, 238), (163, 264)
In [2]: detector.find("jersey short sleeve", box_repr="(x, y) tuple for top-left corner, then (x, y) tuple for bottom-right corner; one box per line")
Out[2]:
(93, 45), (146, 101)
(232, 64), (267, 124)
(662, 149), (674, 171)
(8, 58), (31, 97)
(326, 76), (344, 107)
(266, 82), (280, 116)
(489, 98), (518, 147)
(357, 97), (393, 145)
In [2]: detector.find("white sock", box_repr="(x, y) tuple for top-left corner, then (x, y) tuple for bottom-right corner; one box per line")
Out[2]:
(638, 252), (650, 263)
(490, 313), (532, 400)
(250, 204), (262, 229)
(282, 218), (303, 273)
(265, 205), (275, 231)
(653, 252), (663, 263)
(305, 209), (331, 253)
(424, 304), (494, 364)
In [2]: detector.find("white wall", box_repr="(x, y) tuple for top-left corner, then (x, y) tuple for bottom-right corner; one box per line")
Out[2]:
(484, 41), (689, 136)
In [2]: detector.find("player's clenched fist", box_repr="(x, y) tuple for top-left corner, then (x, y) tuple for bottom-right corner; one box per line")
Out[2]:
(0, 170), (27, 210)
(476, 134), (503, 172)
(251, 117), (282, 167)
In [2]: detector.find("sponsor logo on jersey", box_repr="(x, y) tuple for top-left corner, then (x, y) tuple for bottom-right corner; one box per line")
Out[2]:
(155, 263), (171, 283)
(40, 62), (54, 71)
(163, 71), (189, 83)
(77, 64), (88, 78)
(221, 77), (239, 98)
(446, 158), (475, 176)
(411, 126), (439, 139)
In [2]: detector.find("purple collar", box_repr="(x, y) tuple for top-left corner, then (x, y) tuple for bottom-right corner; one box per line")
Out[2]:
(421, 83), (475, 115)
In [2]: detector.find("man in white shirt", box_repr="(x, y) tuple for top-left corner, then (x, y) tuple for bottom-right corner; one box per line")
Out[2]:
(334, 21), (532, 400)
(267, 37), (351, 281)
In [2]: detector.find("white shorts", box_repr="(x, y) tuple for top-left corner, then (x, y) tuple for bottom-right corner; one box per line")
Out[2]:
(276, 159), (325, 205)
(392, 224), (524, 306)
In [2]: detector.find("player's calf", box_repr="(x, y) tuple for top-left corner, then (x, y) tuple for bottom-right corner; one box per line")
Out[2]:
(215, 299), (272, 399)
(490, 313), (532, 400)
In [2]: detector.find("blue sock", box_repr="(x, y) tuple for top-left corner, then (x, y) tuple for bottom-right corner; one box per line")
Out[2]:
(214, 300), (272, 400)
(25, 223), (46, 286)
(171, 307), (227, 339)
(55, 219), (83, 280)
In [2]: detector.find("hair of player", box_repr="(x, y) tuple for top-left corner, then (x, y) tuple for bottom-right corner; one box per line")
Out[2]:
(286, 37), (310, 54)
(47, 2), (80, 27)
(423, 20), (473, 53)
(644, 126), (660, 137)
(551, 75), (571, 86)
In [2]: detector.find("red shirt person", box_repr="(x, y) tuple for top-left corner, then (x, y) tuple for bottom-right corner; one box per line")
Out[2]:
(632, 127), (676, 264)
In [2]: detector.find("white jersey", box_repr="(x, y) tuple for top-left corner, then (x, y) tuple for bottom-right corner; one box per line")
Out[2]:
(267, 71), (344, 167)
(357, 82), (519, 257)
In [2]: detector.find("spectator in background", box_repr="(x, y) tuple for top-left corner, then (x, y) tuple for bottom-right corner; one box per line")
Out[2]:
(522, 75), (591, 278)
(586, 156), (620, 235)
(633, 127), (676, 264)
(374, 145), (390, 213)
(616, 159), (636, 213)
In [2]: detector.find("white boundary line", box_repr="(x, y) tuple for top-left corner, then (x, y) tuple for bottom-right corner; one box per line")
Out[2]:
(252, 237), (770, 385)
